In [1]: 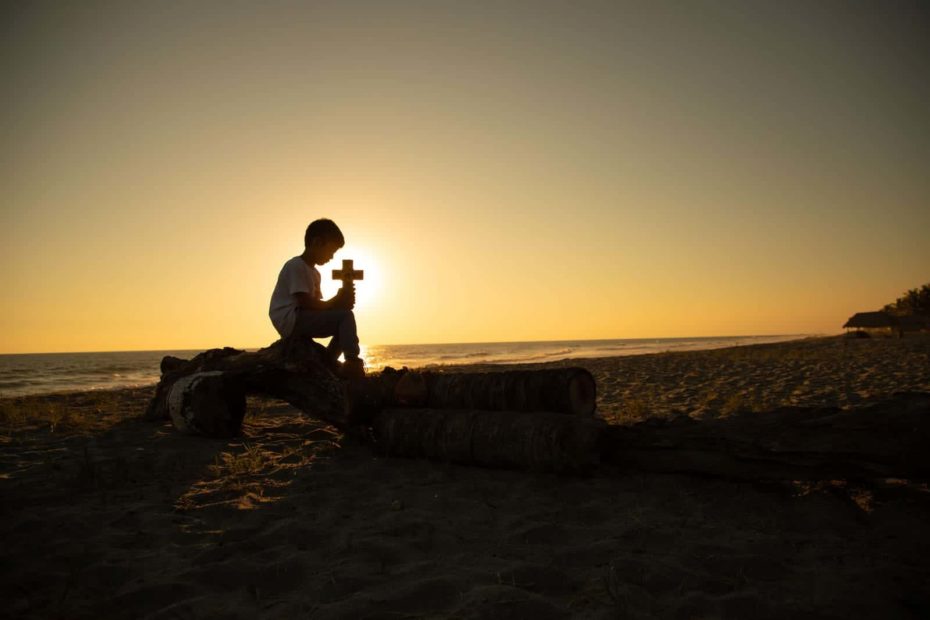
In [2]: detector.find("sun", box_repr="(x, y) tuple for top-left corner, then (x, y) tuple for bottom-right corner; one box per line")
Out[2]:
(320, 244), (383, 311)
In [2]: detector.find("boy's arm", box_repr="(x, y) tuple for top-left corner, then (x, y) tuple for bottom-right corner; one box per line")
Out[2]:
(294, 292), (332, 311)
(295, 285), (355, 311)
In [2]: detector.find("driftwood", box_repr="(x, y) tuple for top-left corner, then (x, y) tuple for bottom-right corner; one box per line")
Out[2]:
(167, 371), (247, 436)
(341, 366), (597, 423)
(603, 392), (930, 481)
(147, 340), (930, 480)
(146, 341), (602, 471)
(146, 339), (593, 430)
(145, 338), (349, 433)
(386, 368), (597, 415)
(374, 408), (604, 473)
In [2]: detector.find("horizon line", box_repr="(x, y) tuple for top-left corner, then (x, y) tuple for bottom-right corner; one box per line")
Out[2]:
(0, 333), (824, 356)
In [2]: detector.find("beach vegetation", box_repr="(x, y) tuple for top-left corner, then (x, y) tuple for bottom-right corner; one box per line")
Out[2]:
(210, 443), (267, 477)
(720, 393), (747, 417)
(0, 399), (29, 430)
(624, 398), (651, 421)
(0, 389), (152, 438)
(884, 283), (930, 317)
(601, 397), (652, 424)
(0, 398), (76, 432)
(45, 401), (73, 432)
(171, 414), (342, 511)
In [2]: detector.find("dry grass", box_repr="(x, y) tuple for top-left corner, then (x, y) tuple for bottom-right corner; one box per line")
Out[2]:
(0, 388), (153, 437)
(1, 389), (342, 514)
(174, 398), (343, 511)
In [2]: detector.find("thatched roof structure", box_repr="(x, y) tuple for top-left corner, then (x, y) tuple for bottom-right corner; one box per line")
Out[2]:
(843, 311), (897, 329)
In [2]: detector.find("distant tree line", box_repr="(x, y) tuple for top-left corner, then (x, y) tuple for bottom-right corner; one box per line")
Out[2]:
(883, 283), (930, 317)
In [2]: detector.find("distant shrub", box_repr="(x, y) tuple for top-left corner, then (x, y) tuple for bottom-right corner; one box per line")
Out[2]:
(884, 283), (930, 317)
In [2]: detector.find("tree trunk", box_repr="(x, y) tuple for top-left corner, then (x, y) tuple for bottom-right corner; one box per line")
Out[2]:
(385, 368), (597, 415)
(168, 371), (247, 437)
(372, 408), (604, 474)
(602, 392), (930, 481)
(146, 338), (349, 432)
(146, 340), (930, 480)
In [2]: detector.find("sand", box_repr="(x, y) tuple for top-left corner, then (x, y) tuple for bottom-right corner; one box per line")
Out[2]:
(1, 335), (929, 619)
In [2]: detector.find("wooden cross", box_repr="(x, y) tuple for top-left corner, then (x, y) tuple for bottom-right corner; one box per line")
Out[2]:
(332, 259), (364, 286)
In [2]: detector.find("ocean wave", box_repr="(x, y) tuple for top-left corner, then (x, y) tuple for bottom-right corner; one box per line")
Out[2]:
(436, 350), (491, 360)
(509, 347), (576, 361)
(0, 379), (44, 390)
(448, 347), (578, 365)
(591, 345), (632, 353)
(0, 336), (805, 396)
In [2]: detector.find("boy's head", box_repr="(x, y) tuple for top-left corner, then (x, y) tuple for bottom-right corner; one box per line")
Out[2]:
(304, 218), (345, 265)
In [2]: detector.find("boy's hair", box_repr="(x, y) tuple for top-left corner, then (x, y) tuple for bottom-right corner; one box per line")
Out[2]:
(304, 219), (345, 248)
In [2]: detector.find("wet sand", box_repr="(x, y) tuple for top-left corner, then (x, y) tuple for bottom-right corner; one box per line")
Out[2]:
(2, 335), (929, 619)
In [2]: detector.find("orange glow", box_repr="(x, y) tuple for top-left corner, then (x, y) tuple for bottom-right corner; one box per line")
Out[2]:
(2, 3), (928, 353)
(320, 245), (384, 313)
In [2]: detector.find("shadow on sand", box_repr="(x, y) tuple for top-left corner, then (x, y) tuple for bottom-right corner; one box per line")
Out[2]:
(1, 388), (929, 619)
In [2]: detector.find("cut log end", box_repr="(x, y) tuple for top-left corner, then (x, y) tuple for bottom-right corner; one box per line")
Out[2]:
(168, 371), (246, 437)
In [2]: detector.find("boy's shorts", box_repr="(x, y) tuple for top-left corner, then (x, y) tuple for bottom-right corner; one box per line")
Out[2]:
(292, 308), (360, 360)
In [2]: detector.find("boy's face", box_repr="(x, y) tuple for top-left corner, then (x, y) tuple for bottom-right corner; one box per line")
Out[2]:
(307, 237), (342, 265)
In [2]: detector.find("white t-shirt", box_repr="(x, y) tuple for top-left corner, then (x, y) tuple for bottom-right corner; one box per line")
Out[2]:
(269, 256), (321, 337)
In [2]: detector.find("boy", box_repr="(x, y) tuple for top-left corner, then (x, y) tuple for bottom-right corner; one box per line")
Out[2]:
(269, 218), (364, 377)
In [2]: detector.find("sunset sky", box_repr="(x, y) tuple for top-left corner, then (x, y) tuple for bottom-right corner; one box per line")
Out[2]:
(3, 0), (928, 354)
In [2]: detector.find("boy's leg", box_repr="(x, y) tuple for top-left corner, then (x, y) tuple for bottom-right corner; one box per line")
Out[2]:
(293, 309), (360, 361)
(326, 334), (342, 362)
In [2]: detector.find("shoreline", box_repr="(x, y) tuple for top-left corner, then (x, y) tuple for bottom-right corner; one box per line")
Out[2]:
(0, 333), (814, 399)
(3, 334), (930, 416)
(2, 334), (929, 618)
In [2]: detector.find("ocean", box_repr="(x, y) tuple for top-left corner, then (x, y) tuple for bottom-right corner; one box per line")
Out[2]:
(0, 335), (804, 397)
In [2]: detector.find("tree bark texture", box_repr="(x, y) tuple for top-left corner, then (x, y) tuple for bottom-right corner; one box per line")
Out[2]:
(146, 342), (605, 471)
(602, 392), (930, 481)
(167, 371), (247, 437)
(372, 408), (604, 474)
(386, 368), (597, 416)
(146, 339), (930, 480)
(146, 338), (348, 435)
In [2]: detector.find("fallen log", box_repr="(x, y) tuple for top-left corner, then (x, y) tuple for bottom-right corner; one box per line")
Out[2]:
(387, 367), (597, 415)
(146, 342), (605, 471)
(146, 339), (930, 480)
(168, 371), (247, 437)
(148, 339), (597, 432)
(602, 392), (930, 481)
(145, 338), (349, 434)
(373, 408), (604, 474)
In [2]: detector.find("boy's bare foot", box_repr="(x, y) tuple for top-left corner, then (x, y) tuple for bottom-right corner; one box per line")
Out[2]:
(340, 358), (366, 380)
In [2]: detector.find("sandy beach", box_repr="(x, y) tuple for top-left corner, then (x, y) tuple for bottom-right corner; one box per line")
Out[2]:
(2, 335), (929, 619)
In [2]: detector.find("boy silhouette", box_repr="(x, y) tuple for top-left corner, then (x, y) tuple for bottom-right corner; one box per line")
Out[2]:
(269, 219), (364, 377)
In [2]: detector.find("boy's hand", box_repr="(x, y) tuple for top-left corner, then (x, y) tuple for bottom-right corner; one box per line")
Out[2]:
(336, 284), (356, 310)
